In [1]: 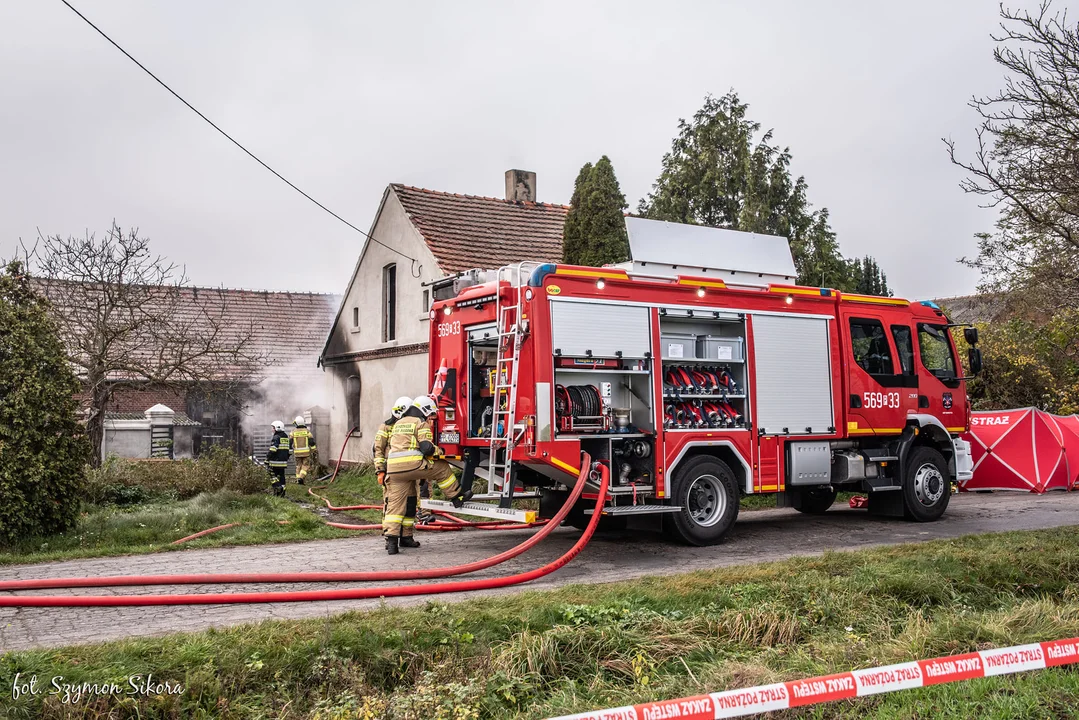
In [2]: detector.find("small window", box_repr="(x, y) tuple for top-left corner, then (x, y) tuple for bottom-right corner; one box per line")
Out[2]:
(382, 264), (397, 342)
(849, 318), (894, 375)
(918, 324), (957, 379)
(352, 307), (359, 328)
(346, 375), (361, 430)
(423, 289), (430, 313)
(891, 325), (915, 376)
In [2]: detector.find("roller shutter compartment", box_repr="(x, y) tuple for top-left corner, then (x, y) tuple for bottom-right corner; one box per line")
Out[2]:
(751, 314), (835, 435)
(550, 301), (651, 358)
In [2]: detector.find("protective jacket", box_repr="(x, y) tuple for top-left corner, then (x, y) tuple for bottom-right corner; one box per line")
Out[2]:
(290, 427), (316, 457)
(267, 430), (291, 468)
(386, 408), (439, 475)
(372, 416), (396, 474)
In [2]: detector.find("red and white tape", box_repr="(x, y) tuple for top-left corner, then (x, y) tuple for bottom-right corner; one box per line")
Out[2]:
(548, 637), (1079, 720)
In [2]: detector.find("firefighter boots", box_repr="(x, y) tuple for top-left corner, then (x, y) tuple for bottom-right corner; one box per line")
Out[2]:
(385, 536), (399, 555)
(399, 536), (421, 549)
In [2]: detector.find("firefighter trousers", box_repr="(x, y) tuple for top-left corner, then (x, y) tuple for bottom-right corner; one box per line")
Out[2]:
(389, 459), (461, 502)
(294, 454), (313, 482)
(382, 474), (417, 538)
(269, 466), (286, 493)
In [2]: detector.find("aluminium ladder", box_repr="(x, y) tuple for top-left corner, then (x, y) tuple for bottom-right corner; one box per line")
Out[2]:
(487, 262), (537, 507)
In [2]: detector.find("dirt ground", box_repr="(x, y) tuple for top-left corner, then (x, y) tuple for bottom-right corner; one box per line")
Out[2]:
(2, 491), (1078, 652)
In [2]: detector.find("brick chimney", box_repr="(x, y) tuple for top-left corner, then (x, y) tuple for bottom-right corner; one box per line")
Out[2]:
(505, 169), (537, 203)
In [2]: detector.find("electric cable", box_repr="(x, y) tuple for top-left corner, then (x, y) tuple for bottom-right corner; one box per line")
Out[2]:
(57, 0), (423, 277)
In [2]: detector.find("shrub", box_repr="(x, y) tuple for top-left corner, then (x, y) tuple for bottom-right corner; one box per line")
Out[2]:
(84, 446), (270, 505)
(0, 262), (91, 543)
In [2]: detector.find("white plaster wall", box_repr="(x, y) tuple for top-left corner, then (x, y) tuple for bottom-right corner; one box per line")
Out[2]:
(322, 189), (442, 466)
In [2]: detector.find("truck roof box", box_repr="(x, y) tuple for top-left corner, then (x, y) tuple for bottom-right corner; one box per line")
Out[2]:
(615, 217), (798, 286)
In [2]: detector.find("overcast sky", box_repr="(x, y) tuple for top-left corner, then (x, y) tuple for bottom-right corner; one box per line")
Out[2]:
(0, 1), (1033, 299)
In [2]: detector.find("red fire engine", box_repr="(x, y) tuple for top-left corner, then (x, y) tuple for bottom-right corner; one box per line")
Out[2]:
(423, 218), (980, 545)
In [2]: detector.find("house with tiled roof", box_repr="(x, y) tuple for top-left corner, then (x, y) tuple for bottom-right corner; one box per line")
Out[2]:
(320, 170), (568, 460)
(37, 279), (339, 461)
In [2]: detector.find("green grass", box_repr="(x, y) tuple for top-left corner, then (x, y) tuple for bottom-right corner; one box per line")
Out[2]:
(3, 526), (1079, 719)
(0, 490), (353, 566)
(289, 470), (386, 524)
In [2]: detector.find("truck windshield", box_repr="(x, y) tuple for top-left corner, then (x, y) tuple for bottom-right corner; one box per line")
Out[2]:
(917, 324), (956, 379)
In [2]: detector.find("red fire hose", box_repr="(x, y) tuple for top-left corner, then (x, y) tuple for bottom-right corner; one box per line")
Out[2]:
(0, 455), (592, 593)
(0, 466), (608, 607)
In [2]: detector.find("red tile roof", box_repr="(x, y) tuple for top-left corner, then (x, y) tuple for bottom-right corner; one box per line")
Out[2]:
(391, 184), (568, 273)
(36, 279), (338, 383)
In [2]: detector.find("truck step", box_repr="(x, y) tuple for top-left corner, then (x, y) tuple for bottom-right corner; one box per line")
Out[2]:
(420, 499), (537, 524)
(866, 455), (899, 463)
(585, 505), (683, 516)
(469, 491), (541, 501)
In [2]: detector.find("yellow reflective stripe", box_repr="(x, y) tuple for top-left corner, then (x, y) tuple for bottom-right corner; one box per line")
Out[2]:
(387, 456), (424, 464)
(384, 514), (404, 523)
(401, 518), (415, 526)
(437, 476), (458, 489)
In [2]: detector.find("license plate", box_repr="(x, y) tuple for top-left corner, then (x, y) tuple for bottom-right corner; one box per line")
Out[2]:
(439, 430), (460, 445)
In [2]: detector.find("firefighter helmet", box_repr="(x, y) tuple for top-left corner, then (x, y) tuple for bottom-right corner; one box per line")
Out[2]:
(392, 396), (412, 418)
(413, 395), (438, 418)
(294, 415), (305, 427)
(271, 420), (285, 432)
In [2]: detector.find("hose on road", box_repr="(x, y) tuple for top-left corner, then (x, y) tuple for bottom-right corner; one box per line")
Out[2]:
(0, 454), (592, 593)
(0, 463), (607, 607)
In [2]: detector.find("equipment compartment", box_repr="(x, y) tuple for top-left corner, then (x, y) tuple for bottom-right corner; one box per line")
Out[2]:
(659, 310), (750, 431)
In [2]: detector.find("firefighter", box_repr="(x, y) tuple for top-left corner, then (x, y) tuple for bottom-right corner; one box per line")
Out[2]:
(290, 415), (316, 485)
(382, 396), (471, 555)
(266, 420), (291, 496)
(373, 397), (413, 485)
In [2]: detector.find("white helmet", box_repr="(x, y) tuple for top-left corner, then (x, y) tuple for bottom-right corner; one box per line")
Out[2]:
(392, 396), (412, 418)
(271, 420), (285, 432)
(413, 395), (437, 418)
(294, 415), (306, 427)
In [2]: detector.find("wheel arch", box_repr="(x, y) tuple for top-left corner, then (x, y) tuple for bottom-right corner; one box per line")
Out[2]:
(902, 414), (958, 480)
(667, 441), (752, 494)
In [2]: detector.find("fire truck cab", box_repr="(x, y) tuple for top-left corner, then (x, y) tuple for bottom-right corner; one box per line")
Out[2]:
(424, 218), (979, 545)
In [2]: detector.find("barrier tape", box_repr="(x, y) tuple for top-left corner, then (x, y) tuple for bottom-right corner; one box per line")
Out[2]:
(548, 638), (1079, 720)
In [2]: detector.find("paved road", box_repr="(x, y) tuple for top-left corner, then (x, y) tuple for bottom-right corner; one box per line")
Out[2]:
(2, 492), (1078, 653)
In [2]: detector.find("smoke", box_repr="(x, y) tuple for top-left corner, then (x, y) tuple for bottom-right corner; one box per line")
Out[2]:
(240, 359), (331, 441)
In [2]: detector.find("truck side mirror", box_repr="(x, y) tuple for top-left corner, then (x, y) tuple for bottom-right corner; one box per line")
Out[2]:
(968, 347), (983, 376)
(964, 327), (979, 345)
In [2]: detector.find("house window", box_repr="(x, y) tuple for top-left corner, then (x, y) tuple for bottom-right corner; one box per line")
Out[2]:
(423, 289), (430, 313)
(346, 375), (361, 430)
(382, 264), (397, 342)
(352, 307), (359, 328)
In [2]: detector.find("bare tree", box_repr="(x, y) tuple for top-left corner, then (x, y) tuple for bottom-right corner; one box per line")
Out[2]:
(19, 224), (264, 465)
(946, 1), (1079, 312)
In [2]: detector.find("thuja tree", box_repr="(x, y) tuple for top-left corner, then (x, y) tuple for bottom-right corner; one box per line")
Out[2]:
(0, 261), (90, 542)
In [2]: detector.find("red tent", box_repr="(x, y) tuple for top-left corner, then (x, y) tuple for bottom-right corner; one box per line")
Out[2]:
(962, 408), (1070, 492)
(1050, 414), (1079, 490)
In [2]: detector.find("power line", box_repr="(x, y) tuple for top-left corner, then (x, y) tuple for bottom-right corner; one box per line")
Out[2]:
(58, 0), (422, 276)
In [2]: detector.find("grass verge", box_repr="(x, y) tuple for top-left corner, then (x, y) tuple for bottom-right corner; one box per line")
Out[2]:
(0, 490), (351, 566)
(3, 526), (1079, 719)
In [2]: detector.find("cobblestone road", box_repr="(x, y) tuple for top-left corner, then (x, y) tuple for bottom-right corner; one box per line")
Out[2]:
(2, 491), (1077, 652)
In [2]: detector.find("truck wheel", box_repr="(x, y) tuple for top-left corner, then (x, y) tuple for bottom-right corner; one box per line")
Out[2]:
(902, 446), (951, 522)
(794, 486), (837, 514)
(668, 456), (739, 546)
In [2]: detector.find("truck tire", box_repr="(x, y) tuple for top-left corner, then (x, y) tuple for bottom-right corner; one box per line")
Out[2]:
(667, 456), (739, 546)
(794, 486), (838, 514)
(902, 446), (951, 522)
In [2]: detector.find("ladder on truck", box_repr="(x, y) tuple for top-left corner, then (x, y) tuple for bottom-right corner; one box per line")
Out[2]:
(486, 262), (538, 508)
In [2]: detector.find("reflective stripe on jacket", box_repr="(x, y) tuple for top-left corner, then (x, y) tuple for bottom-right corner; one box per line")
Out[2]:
(290, 428), (315, 457)
(372, 420), (393, 472)
(386, 417), (434, 474)
(267, 430), (291, 467)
